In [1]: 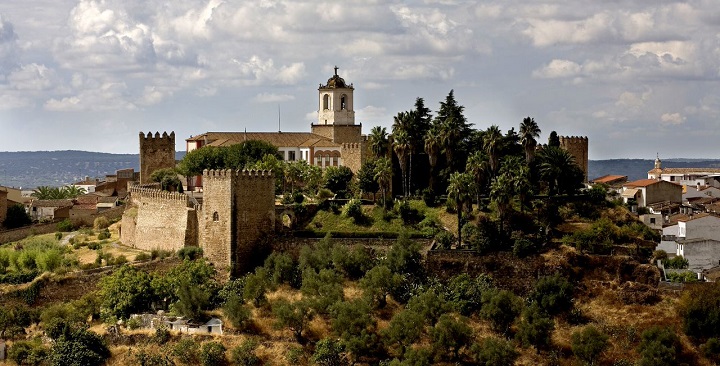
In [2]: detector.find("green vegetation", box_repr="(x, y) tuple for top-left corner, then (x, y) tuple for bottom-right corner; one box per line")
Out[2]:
(32, 185), (87, 200)
(3, 203), (32, 228)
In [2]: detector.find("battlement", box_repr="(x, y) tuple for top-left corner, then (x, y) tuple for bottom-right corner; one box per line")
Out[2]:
(559, 136), (588, 142)
(203, 169), (274, 179)
(140, 131), (175, 140)
(342, 142), (362, 149)
(559, 136), (589, 182)
(129, 186), (191, 206)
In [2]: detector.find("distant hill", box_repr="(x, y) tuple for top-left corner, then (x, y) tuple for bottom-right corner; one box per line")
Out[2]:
(0, 151), (185, 189)
(589, 159), (720, 182)
(1, 151), (718, 189)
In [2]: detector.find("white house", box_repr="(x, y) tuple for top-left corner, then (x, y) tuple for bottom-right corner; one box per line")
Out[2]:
(621, 179), (682, 208)
(648, 156), (720, 188)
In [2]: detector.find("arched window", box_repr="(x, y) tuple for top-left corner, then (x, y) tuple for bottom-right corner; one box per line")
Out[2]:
(323, 94), (329, 110)
(340, 95), (346, 110)
(213, 212), (219, 222)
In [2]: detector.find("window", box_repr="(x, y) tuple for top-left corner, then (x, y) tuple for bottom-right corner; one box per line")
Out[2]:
(288, 151), (296, 161)
(323, 94), (329, 110)
(213, 212), (219, 222)
(650, 218), (656, 224)
(341, 95), (346, 110)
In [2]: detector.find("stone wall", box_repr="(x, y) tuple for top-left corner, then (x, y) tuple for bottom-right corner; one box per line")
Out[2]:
(340, 142), (366, 174)
(559, 136), (589, 182)
(311, 124), (363, 143)
(199, 169), (235, 270)
(139, 131), (176, 184)
(123, 187), (195, 252)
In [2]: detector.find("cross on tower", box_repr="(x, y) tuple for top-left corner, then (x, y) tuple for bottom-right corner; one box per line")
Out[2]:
(334, 65), (339, 75)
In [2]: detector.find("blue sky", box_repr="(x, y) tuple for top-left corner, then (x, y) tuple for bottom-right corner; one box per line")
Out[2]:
(0, 0), (718, 159)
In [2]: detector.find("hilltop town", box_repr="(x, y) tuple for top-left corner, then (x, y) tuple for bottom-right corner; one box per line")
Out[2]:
(1, 70), (720, 365)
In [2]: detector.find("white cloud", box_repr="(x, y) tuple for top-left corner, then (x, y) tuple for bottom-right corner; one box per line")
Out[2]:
(532, 59), (581, 79)
(660, 112), (685, 125)
(252, 92), (295, 103)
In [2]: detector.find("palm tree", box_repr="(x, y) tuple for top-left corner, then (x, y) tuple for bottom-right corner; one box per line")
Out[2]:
(374, 157), (392, 209)
(490, 174), (513, 235)
(424, 126), (442, 191)
(393, 111), (417, 196)
(519, 117), (541, 163)
(538, 146), (581, 196)
(63, 185), (87, 198)
(368, 126), (389, 159)
(447, 172), (473, 247)
(466, 151), (489, 208)
(501, 156), (532, 213)
(392, 128), (411, 197)
(483, 125), (503, 176)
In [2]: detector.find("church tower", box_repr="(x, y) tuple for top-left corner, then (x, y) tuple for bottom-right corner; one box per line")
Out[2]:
(312, 67), (363, 144)
(317, 66), (355, 125)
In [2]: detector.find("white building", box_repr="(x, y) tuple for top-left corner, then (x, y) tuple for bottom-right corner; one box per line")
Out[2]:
(648, 156), (720, 188)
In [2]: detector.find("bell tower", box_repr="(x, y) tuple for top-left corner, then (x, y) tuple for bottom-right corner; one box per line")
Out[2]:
(317, 66), (355, 126)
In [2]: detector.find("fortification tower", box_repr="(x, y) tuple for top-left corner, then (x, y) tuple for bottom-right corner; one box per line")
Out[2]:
(559, 136), (589, 182)
(201, 169), (276, 276)
(139, 131), (176, 184)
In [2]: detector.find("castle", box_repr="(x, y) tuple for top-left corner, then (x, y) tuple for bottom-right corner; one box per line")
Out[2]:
(559, 136), (589, 182)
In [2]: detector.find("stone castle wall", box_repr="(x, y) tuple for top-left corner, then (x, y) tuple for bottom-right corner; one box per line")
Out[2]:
(310, 124), (363, 144)
(139, 132), (176, 184)
(199, 170), (235, 270)
(122, 187), (196, 252)
(559, 136), (589, 182)
(341, 142), (367, 174)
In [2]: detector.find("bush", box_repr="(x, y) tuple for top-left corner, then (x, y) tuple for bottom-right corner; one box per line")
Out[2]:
(343, 199), (364, 223)
(430, 314), (472, 361)
(529, 274), (574, 316)
(397, 200), (422, 225)
(135, 252), (151, 261)
(663, 256), (689, 269)
(435, 231), (455, 250)
(513, 238), (536, 258)
(571, 325), (609, 365)
(231, 339), (261, 366)
(93, 217), (110, 230)
(87, 242), (102, 250)
(312, 338), (346, 366)
(97, 229), (111, 240)
(4, 204), (32, 229)
(154, 326), (171, 345)
(293, 191), (305, 204)
(126, 316), (143, 330)
(8, 339), (49, 366)
(422, 188), (437, 207)
(172, 337), (199, 364)
(637, 326), (680, 366)
(57, 219), (74, 232)
(516, 305), (555, 352)
(317, 188), (334, 200)
(177, 246), (203, 261)
(200, 341), (227, 366)
(678, 282), (720, 338)
(471, 337), (518, 366)
(480, 289), (522, 336)
(701, 338), (720, 363)
(55, 232), (63, 241)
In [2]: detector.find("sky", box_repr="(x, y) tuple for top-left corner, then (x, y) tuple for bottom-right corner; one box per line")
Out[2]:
(0, 0), (718, 160)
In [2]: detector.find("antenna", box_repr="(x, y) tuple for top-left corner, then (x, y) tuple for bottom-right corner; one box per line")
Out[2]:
(278, 105), (281, 133)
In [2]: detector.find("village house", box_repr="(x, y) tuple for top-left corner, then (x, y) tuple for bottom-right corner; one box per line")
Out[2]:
(29, 199), (73, 222)
(648, 156), (720, 188)
(73, 168), (137, 197)
(657, 213), (720, 273)
(621, 178), (682, 209)
(589, 174), (627, 195)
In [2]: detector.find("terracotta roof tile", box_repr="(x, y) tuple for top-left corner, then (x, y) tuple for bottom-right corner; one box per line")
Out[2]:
(188, 132), (341, 148)
(624, 179), (664, 187)
(591, 175), (627, 184)
(660, 168), (720, 174)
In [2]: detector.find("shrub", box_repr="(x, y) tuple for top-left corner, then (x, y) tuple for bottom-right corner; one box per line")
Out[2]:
(93, 217), (110, 230)
(513, 238), (536, 258)
(571, 325), (609, 365)
(430, 314), (472, 361)
(529, 274), (574, 316)
(637, 326), (680, 366)
(87, 242), (102, 250)
(317, 188), (334, 200)
(231, 339), (261, 366)
(701, 338), (720, 363)
(663, 256), (689, 269)
(667, 271), (697, 283)
(8, 339), (49, 366)
(55, 232), (63, 241)
(651, 250), (668, 263)
(135, 252), (151, 262)
(397, 200), (422, 225)
(177, 246), (203, 261)
(312, 338), (346, 366)
(480, 289), (522, 336)
(273, 299), (314, 341)
(678, 282), (720, 338)
(172, 337), (199, 364)
(200, 341), (226, 366)
(57, 219), (74, 232)
(223, 295), (251, 330)
(471, 337), (518, 366)
(114, 255), (128, 265)
(343, 199), (364, 223)
(126, 316), (143, 330)
(154, 326), (171, 345)
(516, 305), (555, 352)
(97, 229), (111, 240)
(293, 191), (305, 204)
(422, 188), (437, 207)
(435, 231), (455, 250)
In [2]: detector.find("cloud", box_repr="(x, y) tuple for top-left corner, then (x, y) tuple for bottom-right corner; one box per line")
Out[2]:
(532, 59), (581, 78)
(0, 14), (19, 75)
(660, 112), (685, 125)
(252, 92), (295, 103)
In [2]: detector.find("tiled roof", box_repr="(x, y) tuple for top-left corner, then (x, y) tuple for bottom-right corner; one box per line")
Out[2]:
(591, 175), (627, 184)
(188, 132), (341, 148)
(32, 199), (73, 208)
(624, 179), (663, 187)
(677, 212), (715, 222)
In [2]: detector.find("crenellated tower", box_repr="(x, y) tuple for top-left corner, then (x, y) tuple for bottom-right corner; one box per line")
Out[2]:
(559, 136), (589, 182)
(139, 131), (176, 184)
(200, 169), (276, 276)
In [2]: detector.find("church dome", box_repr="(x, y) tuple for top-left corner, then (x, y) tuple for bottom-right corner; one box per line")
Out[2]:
(325, 75), (347, 88)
